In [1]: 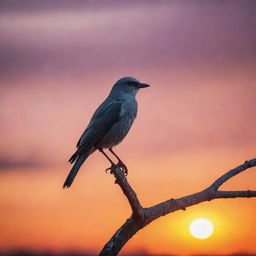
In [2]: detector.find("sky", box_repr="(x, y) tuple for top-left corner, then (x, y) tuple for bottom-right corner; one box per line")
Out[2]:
(0, 0), (256, 255)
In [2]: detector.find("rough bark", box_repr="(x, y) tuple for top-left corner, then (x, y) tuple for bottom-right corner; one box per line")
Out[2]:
(99, 158), (256, 256)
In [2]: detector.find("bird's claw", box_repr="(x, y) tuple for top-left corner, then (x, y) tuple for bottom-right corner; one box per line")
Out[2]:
(117, 161), (128, 176)
(105, 161), (128, 176)
(105, 163), (117, 174)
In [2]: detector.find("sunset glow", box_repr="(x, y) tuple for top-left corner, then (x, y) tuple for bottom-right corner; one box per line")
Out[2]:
(1, 1), (256, 255)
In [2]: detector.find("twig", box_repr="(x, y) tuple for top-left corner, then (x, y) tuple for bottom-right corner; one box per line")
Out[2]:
(209, 159), (256, 190)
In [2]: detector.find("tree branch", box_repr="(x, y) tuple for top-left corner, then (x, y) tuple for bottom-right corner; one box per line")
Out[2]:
(209, 158), (256, 190)
(215, 190), (256, 198)
(112, 166), (143, 217)
(99, 158), (256, 256)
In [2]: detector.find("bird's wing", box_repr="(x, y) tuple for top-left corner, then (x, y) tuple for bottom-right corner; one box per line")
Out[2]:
(70, 99), (125, 161)
(84, 99), (124, 145)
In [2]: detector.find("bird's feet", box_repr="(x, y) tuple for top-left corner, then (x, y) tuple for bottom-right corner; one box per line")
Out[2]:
(117, 160), (128, 176)
(105, 163), (117, 174)
(105, 161), (128, 176)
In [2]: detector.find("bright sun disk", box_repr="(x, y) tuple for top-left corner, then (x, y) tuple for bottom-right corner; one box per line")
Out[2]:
(189, 218), (214, 239)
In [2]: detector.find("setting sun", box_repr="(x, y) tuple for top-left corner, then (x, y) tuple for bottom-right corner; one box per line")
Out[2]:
(189, 218), (214, 239)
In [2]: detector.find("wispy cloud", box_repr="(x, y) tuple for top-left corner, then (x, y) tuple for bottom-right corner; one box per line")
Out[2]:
(0, 155), (46, 170)
(0, 1), (255, 80)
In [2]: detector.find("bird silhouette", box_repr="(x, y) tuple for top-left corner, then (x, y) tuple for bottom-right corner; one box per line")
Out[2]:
(63, 77), (150, 188)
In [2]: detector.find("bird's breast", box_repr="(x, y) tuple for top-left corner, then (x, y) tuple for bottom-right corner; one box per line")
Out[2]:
(98, 97), (138, 148)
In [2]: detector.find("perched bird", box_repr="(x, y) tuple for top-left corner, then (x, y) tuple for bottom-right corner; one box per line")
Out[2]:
(63, 77), (150, 188)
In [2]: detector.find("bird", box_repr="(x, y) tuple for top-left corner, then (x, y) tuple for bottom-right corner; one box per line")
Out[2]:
(63, 77), (150, 188)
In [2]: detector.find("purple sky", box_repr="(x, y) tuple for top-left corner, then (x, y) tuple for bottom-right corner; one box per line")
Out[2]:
(0, 1), (256, 255)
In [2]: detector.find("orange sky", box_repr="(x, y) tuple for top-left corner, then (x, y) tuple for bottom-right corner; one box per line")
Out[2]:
(0, 1), (256, 255)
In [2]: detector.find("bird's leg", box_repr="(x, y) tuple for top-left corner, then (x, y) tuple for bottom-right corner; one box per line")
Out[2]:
(98, 148), (117, 174)
(109, 148), (128, 176)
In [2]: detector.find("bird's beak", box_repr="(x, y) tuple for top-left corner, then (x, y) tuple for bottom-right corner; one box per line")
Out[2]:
(138, 83), (150, 88)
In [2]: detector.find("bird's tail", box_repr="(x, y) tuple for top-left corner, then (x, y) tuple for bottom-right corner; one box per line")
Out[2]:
(63, 147), (93, 188)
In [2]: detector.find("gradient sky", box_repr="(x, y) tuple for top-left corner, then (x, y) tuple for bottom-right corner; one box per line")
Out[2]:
(1, 0), (256, 255)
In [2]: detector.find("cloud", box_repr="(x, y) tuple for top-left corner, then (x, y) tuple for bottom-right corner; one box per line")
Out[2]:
(0, 155), (45, 170)
(0, 0), (255, 81)
(0, 0), (157, 15)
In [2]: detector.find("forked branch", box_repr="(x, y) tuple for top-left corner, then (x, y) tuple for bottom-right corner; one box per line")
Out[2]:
(100, 158), (256, 256)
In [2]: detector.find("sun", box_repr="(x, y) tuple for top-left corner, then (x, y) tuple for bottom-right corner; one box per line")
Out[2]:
(189, 218), (214, 239)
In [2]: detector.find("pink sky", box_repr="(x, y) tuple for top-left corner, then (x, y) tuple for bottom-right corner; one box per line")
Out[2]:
(0, 1), (256, 255)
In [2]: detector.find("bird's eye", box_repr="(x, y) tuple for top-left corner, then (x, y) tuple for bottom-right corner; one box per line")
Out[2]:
(128, 81), (138, 87)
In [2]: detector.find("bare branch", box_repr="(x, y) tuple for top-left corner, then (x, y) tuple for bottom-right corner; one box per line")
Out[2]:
(100, 158), (256, 256)
(215, 190), (256, 198)
(99, 217), (142, 256)
(112, 167), (143, 217)
(209, 158), (256, 190)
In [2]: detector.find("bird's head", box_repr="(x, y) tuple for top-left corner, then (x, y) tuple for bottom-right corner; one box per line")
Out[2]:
(110, 77), (150, 97)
